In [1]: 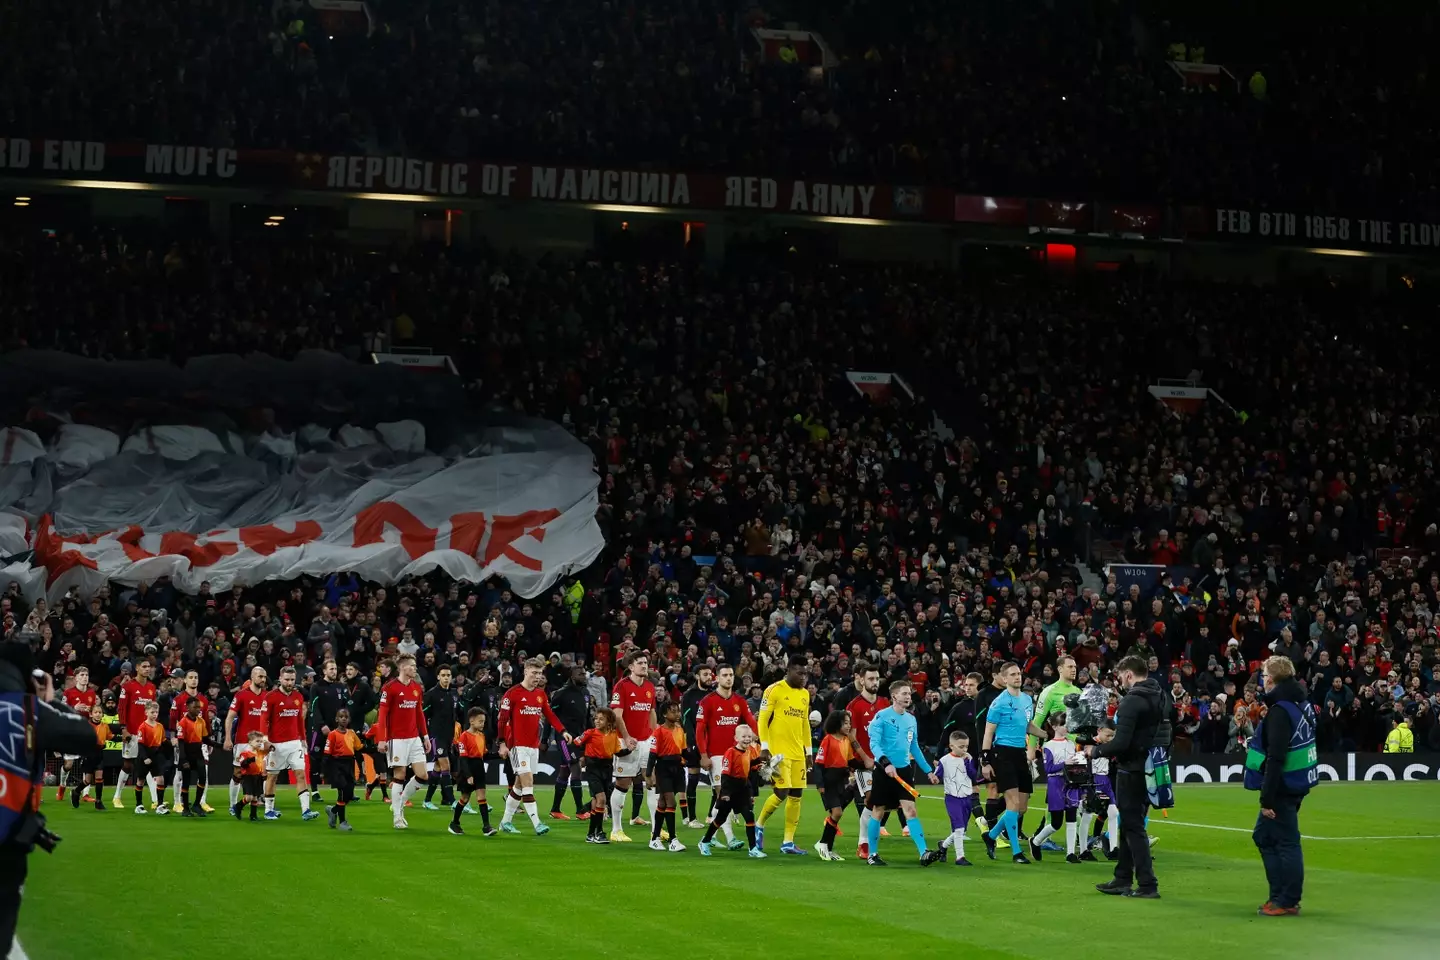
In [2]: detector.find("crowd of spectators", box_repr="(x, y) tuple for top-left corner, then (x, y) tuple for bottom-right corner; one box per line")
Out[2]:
(0, 227), (384, 361)
(4, 0), (1439, 214)
(3, 224), (1439, 754)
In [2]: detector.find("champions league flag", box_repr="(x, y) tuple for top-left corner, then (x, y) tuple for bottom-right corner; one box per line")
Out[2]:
(1146, 746), (1175, 809)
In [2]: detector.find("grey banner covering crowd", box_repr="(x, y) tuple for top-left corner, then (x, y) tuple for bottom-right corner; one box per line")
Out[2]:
(0, 352), (605, 601)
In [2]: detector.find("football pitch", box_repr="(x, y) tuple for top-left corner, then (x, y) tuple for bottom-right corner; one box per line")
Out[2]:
(20, 782), (1440, 959)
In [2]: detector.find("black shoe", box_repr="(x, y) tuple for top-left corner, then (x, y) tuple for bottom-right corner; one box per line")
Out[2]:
(955, 857), (973, 867)
(94, 803), (106, 811)
(866, 855), (888, 866)
(181, 809), (196, 818)
(1126, 889), (1161, 899)
(1079, 850), (1098, 862)
(1012, 854), (1031, 865)
(592, 833), (609, 844)
(232, 805), (242, 820)
(1029, 836), (1043, 862)
(195, 809), (208, 818)
(920, 849), (945, 867)
(983, 832), (998, 860)
(1096, 880), (1132, 896)
(1066, 853), (1081, 864)
(447, 823), (465, 836)
(1105, 848), (1120, 861)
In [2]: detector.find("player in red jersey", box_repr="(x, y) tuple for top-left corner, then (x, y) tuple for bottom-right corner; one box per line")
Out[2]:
(695, 664), (757, 848)
(377, 654), (430, 829)
(224, 667), (270, 816)
(112, 660), (157, 809)
(58, 667), (99, 801)
(264, 666), (318, 821)
(845, 661), (890, 858)
(496, 656), (570, 835)
(610, 651), (659, 836)
(169, 670), (212, 812)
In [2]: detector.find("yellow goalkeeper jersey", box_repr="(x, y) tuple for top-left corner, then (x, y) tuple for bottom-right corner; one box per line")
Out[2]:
(758, 679), (812, 758)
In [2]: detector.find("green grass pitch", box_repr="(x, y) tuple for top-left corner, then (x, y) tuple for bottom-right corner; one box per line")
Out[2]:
(19, 782), (1440, 959)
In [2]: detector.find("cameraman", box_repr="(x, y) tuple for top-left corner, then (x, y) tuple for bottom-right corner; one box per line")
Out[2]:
(1086, 655), (1164, 899)
(2, 641), (97, 957)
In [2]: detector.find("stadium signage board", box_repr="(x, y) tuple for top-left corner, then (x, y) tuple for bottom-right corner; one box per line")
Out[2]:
(1174, 752), (1439, 783)
(6, 138), (1438, 250)
(1211, 207), (1440, 250)
(0, 138), (947, 221)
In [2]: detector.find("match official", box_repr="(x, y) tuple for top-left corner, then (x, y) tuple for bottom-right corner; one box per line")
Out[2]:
(1087, 655), (1163, 899)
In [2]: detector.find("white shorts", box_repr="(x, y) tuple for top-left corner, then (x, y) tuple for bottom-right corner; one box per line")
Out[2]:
(709, 755), (724, 783)
(509, 746), (540, 776)
(232, 742), (254, 765)
(614, 739), (651, 778)
(388, 736), (427, 769)
(61, 754), (80, 762)
(122, 739), (139, 760)
(855, 769), (874, 798)
(266, 740), (307, 773)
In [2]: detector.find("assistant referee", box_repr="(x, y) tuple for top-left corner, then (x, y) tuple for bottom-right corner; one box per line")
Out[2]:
(981, 661), (1044, 863)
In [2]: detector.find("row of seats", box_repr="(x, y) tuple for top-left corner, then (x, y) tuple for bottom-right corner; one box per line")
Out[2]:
(3, 0), (1437, 213)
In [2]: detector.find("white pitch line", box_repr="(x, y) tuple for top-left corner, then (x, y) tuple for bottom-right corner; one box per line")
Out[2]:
(914, 797), (1440, 841)
(1140, 817), (1434, 840)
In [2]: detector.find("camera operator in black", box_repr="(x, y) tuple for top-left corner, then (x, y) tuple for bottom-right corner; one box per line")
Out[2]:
(1086, 655), (1165, 899)
(1, 642), (97, 957)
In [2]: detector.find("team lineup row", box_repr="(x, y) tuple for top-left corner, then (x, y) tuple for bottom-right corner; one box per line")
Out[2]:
(55, 652), (1133, 866)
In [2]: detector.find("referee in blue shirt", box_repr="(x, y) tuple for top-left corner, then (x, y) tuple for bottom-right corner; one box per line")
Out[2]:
(981, 661), (1044, 863)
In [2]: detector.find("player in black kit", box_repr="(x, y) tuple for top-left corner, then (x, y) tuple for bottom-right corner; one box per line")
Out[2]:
(422, 666), (460, 809)
(679, 665), (714, 827)
(549, 666), (593, 820)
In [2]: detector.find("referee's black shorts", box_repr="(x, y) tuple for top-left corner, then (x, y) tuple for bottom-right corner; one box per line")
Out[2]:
(992, 746), (1033, 794)
(869, 764), (913, 809)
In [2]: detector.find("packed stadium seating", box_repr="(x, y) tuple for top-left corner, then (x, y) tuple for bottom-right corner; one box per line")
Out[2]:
(5, 0), (1438, 213)
(1, 219), (1436, 753)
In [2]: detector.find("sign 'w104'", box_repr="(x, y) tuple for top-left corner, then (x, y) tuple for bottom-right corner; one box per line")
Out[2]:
(1213, 208), (1440, 250)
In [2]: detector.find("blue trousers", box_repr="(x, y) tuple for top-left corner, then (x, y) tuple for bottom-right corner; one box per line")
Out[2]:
(1253, 797), (1304, 908)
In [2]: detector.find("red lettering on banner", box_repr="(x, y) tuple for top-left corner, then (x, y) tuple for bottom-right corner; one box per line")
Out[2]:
(482, 510), (559, 571)
(113, 525), (153, 562)
(32, 515), (99, 586)
(240, 521), (324, 556)
(158, 531), (241, 567)
(351, 502), (438, 560)
(449, 512), (488, 557)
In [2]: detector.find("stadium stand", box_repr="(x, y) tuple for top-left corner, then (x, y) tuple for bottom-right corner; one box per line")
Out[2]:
(1, 223), (1437, 753)
(4, 0), (1438, 213)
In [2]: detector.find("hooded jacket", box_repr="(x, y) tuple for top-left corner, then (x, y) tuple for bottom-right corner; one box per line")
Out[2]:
(1093, 674), (1164, 773)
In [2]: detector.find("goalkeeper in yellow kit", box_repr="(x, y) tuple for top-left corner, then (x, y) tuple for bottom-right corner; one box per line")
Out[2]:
(756, 656), (813, 855)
